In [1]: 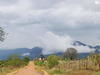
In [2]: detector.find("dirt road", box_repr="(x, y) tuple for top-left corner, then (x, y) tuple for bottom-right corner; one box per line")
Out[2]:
(7, 61), (48, 75)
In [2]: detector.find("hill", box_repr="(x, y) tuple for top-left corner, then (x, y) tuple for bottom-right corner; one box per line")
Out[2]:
(0, 41), (100, 60)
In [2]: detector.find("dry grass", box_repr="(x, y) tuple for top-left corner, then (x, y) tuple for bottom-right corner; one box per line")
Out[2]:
(34, 54), (100, 75)
(35, 66), (44, 75)
(0, 66), (24, 75)
(37, 59), (100, 75)
(67, 70), (94, 75)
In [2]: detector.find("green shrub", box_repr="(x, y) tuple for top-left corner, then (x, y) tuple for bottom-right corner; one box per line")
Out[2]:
(23, 57), (30, 63)
(47, 55), (59, 69)
(34, 60), (44, 66)
(49, 69), (64, 74)
(7, 54), (20, 60)
(0, 56), (30, 75)
(53, 69), (63, 74)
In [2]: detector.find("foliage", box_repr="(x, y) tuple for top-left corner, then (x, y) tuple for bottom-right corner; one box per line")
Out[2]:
(62, 48), (78, 60)
(33, 52), (100, 75)
(7, 54), (20, 60)
(23, 57), (30, 63)
(35, 67), (44, 75)
(0, 27), (6, 42)
(89, 52), (95, 57)
(4, 58), (29, 68)
(49, 69), (64, 74)
(0, 55), (30, 74)
(93, 71), (100, 75)
(34, 60), (44, 66)
(5, 58), (22, 67)
(40, 54), (45, 60)
(47, 55), (59, 69)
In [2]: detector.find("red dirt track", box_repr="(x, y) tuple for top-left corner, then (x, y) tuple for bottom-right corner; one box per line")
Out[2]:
(7, 61), (49, 75)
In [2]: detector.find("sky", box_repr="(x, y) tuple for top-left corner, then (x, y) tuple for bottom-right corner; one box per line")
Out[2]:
(0, 0), (100, 54)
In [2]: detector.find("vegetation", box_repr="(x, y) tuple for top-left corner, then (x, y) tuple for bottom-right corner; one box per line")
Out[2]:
(34, 51), (100, 75)
(7, 54), (20, 60)
(40, 54), (45, 60)
(34, 55), (59, 69)
(34, 60), (44, 66)
(0, 27), (6, 42)
(23, 57), (30, 63)
(63, 48), (78, 60)
(35, 66), (44, 75)
(47, 55), (59, 69)
(0, 54), (30, 75)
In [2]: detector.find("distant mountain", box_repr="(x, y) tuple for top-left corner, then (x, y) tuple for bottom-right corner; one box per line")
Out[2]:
(73, 41), (87, 46)
(94, 46), (100, 50)
(73, 41), (93, 48)
(0, 47), (43, 60)
(73, 41), (100, 57)
(73, 41), (100, 52)
(0, 41), (100, 60)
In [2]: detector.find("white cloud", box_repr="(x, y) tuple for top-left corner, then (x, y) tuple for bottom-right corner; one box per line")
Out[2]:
(21, 52), (30, 56)
(40, 32), (73, 54)
(39, 32), (95, 54)
(73, 46), (95, 53)
(0, 29), (95, 54)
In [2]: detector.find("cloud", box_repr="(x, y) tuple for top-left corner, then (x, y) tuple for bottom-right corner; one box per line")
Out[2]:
(21, 52), (30, 56)
(1, 0), (100, 28)
(0, 0), (99, 53)
(40, 32), (73, 54)
(39, 32), (95, 54)
(0, 29), (95, 54)
(73, 46), (95, 53)
(0, 25), (46, 49)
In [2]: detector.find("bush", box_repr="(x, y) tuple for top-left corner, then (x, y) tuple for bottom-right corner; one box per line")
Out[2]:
(0, 56), (30, 75)
(23, 57), (30, 63)
(4, 58), (29, 68)
(47, 55), (59, 69)
(34, 60), (44, 66)
(49, 69), (64, 74)
(7, 54), (20, 60)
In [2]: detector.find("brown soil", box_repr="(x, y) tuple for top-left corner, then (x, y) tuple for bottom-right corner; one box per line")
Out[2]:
(7, 61), (49, 75)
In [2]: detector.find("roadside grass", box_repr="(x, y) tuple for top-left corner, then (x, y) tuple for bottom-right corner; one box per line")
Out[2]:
(48, 68), (66, 75)
(39, 66), (95, 75)
(93, 72), (100, 75)
(35, 63), (68, 75)
(35, 66), (44, 75)
(34, 59), (100, 75)
(67, 70), (94, 75)
(0, 57), (30, 75)
(0, 66), (24, 75)
(34, 53), (100, 75)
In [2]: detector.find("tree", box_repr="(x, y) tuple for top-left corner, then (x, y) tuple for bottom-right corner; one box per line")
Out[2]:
(40, 54), (45, 60)
(0, 27), (6, 42)
(63, 48), (78, 60)
(23, 57), (30, 63)
(7, 54), (20, 60)
(47, 55), (59, 69)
